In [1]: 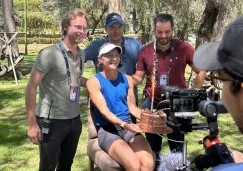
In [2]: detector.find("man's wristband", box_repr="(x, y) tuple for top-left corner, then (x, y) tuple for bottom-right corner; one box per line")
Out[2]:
(120, 122), (127, 129)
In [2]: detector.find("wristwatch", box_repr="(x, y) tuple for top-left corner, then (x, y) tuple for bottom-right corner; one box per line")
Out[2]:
(120, 122), (127, 129)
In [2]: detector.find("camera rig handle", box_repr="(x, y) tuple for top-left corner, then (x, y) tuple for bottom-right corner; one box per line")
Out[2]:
(198, 100), (227, 140)
(194, 100), (234, 170)
(198, 100), (219, 139)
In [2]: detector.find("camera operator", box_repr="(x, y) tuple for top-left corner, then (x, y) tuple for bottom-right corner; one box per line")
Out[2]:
(193, 16), (243, 170)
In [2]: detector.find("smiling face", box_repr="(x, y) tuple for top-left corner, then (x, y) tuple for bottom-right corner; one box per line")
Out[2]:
(155, 21), (173, 46)
(217, 70), (243, 133)
(64, 16), (88, 44)
(99, 48), (121, 70)
(106, 23), (123, 43)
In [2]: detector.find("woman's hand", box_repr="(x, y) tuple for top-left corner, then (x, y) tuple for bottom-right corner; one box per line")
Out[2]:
(124, 123), (143, 133)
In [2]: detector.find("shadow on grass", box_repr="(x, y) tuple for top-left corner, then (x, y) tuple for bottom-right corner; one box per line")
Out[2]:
(80, 102), (88, 126)
(0, 160), (29, 171)
(0, 107), (27, 146)
(21, 54), (37, 76)
(0, 89), (23, 101)
(0, 86), (25, 113)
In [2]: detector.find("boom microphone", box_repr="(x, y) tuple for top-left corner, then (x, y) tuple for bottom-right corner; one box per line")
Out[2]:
(158, 152), (190, 171)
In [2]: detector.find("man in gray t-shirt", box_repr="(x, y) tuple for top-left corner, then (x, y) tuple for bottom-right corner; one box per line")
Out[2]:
(25, 9), (88, 171)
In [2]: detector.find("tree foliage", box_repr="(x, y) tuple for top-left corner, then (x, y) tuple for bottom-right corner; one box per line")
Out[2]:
(14, 0), (42, 12)
(197, 0), (243, 45)
(189, 0), (243, 94)
(10, 0), (243, 43)
(42, 0), (81, 25)
(81, 0), (109, 34)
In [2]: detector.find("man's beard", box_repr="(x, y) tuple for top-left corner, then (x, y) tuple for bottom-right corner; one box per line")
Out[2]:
(157, 36), (172, 46)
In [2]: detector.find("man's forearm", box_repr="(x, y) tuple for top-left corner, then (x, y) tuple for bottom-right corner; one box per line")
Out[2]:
(132, 75), (143, 86)
(25, 86), (37, 125)
(193, 71), (206, 88)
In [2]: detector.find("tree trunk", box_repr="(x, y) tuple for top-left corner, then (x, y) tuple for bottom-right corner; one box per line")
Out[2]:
(132, 8), (137, 33)
(1, 0), (23, 79)
(176, 23), (188, 41)
(108, 0), (122, 13)
(89, 5), (108, 35)
(140, 24), (152, 45)
(188, 0), (240, 98)
(2, 0), (19, 58)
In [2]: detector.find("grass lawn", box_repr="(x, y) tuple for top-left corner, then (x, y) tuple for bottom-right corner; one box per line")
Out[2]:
(0, 44), (242, 171)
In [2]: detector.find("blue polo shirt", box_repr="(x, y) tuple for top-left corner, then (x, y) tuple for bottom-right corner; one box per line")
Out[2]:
(84, 36), (142, 101)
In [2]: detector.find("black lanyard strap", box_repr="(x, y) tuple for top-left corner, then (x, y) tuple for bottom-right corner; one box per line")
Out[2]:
(154, 39), (174, 73)
(58, 42), (82, 85)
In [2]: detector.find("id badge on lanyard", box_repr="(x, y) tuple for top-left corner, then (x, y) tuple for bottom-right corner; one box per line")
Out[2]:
(69, 85), (80, 102)
(154, 39), (174, 87)
(58, 42), (82, 103)
(159, 72), (169, 87)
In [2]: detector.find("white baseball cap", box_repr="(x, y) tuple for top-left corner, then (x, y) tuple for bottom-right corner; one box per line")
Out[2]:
(98, 43), (122, 57)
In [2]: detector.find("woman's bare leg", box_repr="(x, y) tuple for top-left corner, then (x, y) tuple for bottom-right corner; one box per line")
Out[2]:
(108, 139), (140, 171)
(130, 135), (155, 171)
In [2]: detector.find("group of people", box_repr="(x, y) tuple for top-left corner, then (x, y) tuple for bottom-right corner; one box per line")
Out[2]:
(25, 7), (243, 171)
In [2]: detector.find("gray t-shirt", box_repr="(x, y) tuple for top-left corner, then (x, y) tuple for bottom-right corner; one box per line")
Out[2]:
(34, 41), (85, 119)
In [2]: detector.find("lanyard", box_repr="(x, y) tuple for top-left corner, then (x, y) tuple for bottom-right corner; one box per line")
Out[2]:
(58, 42), (82, 85)
(153, 39), (174, 73)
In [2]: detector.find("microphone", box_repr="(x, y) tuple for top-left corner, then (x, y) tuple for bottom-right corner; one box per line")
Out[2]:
(158, 152), (190, 171)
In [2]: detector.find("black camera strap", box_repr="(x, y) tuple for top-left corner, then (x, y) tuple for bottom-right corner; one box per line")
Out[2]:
(47, 100), (53, 119)
(153, 39), (174, 73)
(58, 41), (82, 85)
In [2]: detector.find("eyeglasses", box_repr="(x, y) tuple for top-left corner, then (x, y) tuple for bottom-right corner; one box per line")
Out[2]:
(208, 74), (243, 90)
(71, 25), (89, 33)
(208, 75), (234, 82)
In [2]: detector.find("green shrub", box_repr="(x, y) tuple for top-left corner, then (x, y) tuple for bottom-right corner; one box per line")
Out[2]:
(14, 0), (42, 12)
(17, 36), (60, 44)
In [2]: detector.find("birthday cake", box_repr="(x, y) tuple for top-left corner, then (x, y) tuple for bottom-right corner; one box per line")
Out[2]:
(140, 109), (173, 134)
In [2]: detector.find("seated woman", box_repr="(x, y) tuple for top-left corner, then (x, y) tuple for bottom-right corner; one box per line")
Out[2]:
(87, 43), (155, 171)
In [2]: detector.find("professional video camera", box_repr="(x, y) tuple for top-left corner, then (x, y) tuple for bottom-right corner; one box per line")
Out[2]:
(161, 86), (207, 113)
(159, 86), (234, 171)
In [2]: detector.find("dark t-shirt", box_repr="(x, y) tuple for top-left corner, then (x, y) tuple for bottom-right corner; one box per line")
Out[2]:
(136, 39), (194, 103)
